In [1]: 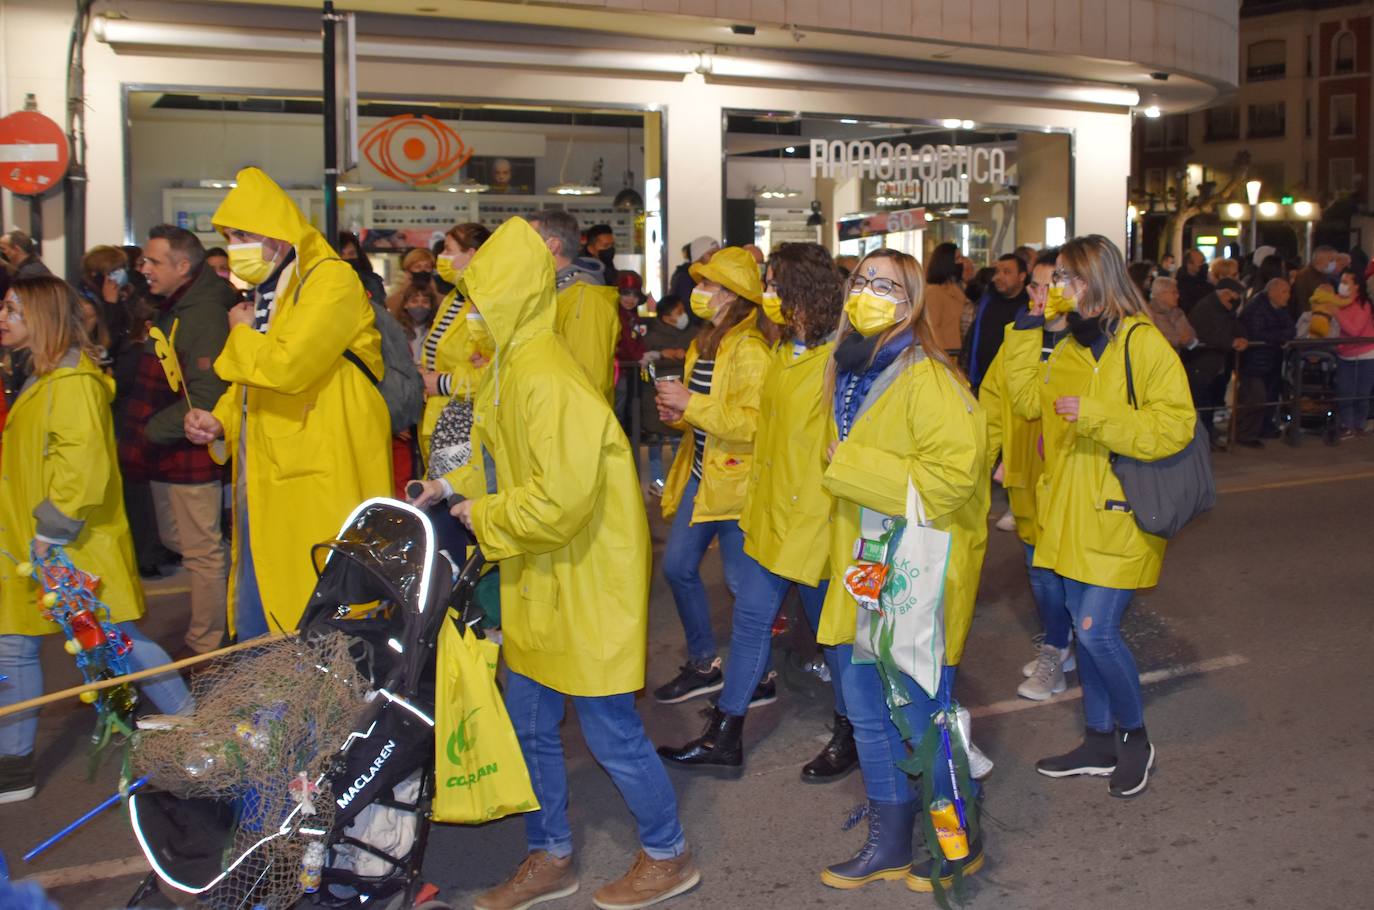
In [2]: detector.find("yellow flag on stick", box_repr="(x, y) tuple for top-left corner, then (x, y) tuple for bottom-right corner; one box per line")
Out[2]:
(148, 319), (184, 394)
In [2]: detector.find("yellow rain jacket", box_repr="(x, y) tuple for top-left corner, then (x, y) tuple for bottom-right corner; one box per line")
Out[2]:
(979, 342), (1045, 546)
(419, 292), (490, 462)
(443, 218), (651, 697)
(0, 354), (144, 635)
(554, 280), (620, 406)
(739, 341), (835, 586)
(1001, 314), (1194, 590)
(211, 167), (392, 635)
(661, 319), (771, 523)
(819, 352), (989, 665)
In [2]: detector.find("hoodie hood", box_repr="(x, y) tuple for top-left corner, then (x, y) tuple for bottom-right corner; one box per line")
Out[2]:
(557, 256), (607, 290)
(212, 167), (337, 271)
(460, 217), (556, 350)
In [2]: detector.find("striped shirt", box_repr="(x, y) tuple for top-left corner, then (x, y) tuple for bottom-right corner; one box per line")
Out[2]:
(423, 296), (464, 370)
(689, 358), (715, 479)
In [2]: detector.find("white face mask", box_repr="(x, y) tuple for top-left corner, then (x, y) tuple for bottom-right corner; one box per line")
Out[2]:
(672, 313), (689, 330)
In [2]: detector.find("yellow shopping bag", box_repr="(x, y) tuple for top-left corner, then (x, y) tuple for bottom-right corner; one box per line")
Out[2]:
(433, 614), (539, 823)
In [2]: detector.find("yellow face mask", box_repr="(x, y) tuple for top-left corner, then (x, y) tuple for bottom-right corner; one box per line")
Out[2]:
(227, 241), (275, 286)
(1045, 284), (1077, 319)
(466, 311), (494, 352)
(690, 288), (717, 321)
(761, 289), (786, 325)
(844, 290), (901, 337)
(436, 254), (460, 284)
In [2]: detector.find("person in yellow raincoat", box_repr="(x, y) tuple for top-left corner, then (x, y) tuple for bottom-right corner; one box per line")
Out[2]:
(650, 246), (770, 708)
(411, 217), (698, 910)
(417, 222), (491, 464)
(1001, 234), (1194, 800)
(0, 277), (189, 802)
(183, 167), (391, 639)
(658, 242), (857, 781)
(816, 249), (989, 893)
(526, 210), (620, 405)
(979, 252), (1076, 702)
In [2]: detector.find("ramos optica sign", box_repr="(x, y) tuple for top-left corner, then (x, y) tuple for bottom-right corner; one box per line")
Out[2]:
(0, 111), (69, 196)
(810, 139), (1007, 207)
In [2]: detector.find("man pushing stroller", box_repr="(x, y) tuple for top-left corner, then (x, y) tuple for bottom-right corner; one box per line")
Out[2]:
(412, 217), (698, 910)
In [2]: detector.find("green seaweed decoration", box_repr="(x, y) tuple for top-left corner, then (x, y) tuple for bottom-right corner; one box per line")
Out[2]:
(868, 520), (980, 909)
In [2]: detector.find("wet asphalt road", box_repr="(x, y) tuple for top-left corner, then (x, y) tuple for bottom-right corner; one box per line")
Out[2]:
(6, 439), (1374, 910)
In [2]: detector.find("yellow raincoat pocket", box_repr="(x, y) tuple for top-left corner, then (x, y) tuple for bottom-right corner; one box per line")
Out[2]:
(433, 616), (539, 824)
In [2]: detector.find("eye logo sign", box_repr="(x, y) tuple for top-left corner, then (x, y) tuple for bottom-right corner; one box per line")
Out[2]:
(447, 707), (480, 762)
(361, 113), (474, 186)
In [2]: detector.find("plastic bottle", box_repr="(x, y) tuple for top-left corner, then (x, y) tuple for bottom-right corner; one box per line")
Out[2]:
(299, 841), (326, 893)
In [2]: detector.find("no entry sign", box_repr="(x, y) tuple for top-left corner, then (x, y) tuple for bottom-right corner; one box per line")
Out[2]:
(0, 111), (69, 196)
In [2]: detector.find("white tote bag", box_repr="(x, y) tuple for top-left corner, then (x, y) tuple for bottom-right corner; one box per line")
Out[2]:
(853, 482), (952, 700)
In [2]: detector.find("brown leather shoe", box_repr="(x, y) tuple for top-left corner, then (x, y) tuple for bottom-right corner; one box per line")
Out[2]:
(473, 851), (578, 910)
(592, 849), (701, 910)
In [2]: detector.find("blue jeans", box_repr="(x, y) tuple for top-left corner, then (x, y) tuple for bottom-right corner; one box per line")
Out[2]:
(661, 475), (750, 663)
(0, 623), (192, 756)
(235, 512), (270, 640)
(1061, 578), (1143, 732)
(844, 658), (976, 804)
(645, 438), (680, 486)
(1336, 357), (1374, 431)
(716, 557), (850, 718)
(504, 671), (686, 860)
(1025, 544), (1070, 649)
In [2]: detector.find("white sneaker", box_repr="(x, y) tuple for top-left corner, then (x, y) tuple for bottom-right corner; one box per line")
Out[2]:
(995, 509), (1017, 532)
(955, 706), (994, 780)
(1022, 641), (1075, 676)
(1017, 643), (1067, 701)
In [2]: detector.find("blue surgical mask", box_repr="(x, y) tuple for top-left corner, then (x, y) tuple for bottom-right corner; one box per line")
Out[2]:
(108, 267), (129, 288)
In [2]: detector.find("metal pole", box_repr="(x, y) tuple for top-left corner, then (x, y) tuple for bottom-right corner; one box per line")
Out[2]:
(322, 1), (339, 243)
(1305, 221), (1314, 262)
(1250, 209), (1258, 255)
(28, 195), (42, 257)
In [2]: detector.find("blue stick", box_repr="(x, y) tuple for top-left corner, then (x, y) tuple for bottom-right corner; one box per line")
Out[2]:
(23, 777), (147, 863)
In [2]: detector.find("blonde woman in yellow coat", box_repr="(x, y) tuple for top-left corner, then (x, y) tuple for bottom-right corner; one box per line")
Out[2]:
(651, 247), (770, 706)
(817, 249), (990, 892)
(1001, 235), (1194, 800)
(0, 277), (189, 802)
(418, 223), (491, 463)
(659, 243), (856, 780)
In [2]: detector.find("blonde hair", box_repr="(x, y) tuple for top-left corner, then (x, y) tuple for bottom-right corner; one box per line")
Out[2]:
(1208, 257), (1240, 283)
(1058, 235), (1147, 335)
(9, 276), (99, 374)
(824, 248), (956, 399)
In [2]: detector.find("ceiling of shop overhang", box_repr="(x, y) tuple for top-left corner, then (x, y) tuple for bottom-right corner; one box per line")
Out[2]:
(192, 0), (1220, 112)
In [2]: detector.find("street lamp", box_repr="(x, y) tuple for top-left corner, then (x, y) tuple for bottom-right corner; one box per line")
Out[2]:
(1245, 179), (1262, 252)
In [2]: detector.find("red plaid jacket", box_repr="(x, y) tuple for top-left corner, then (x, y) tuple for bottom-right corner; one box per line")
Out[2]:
(118, 350), (223, 484)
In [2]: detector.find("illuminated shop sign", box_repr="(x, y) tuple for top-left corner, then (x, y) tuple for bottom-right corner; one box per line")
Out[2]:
(838, 207), (928, 240)
(810, 139), (1007, 206)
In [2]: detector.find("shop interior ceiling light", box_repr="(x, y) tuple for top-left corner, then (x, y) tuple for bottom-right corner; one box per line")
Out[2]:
(198, 178), (237, 189)
(447, 179), (489, 193)
(548, 132), (602, 197)
(613, 126), (644, 211)
(337, 183), (373, 193)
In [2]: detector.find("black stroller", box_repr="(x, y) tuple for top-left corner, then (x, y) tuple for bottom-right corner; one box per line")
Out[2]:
(127, 498), (483, 910)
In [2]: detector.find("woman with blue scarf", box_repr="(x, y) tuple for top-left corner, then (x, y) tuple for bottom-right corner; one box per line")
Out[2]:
(815, 249), (990, 893)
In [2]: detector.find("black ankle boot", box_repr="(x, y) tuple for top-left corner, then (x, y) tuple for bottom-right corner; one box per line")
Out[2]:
(820, 800), (918, 889)
(1109, 726), (1155, 798)
(656, 706), (745, 774)
(801, 713), (858, 783)
(1035, 727), (1117, 778)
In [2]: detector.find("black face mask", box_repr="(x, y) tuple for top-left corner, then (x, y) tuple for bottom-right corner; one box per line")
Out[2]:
(598, 248), (616, 266)
(410, 270), (433, 289)
(1066, 310), (1104, 348)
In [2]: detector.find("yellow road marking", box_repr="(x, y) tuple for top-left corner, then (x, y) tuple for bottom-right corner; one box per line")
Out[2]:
(1217, 468), (1374, 496)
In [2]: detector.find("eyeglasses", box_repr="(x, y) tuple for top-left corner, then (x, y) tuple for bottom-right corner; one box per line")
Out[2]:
(847, 275), (905, 297)
(1051, 269), (1081, 284)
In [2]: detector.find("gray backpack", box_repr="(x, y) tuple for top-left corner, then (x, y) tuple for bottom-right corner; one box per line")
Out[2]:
(349, 300), (424, 434)
(1109, 323), (1216, 538)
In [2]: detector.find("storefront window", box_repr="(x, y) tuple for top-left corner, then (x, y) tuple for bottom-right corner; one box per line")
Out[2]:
(723, 111), (1071, 267)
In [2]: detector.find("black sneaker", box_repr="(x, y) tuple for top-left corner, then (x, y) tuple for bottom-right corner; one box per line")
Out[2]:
(0, 753), (36, 804)
(1035, 728), (1117, 778)
(654, 658), (723, 704)
(1109, 727), (1155, 798)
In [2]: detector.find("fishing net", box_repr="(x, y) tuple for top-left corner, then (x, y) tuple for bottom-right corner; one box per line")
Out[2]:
(131, 632), (370, 909)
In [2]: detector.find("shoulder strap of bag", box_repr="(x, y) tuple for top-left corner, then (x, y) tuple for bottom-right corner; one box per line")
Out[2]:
(291, 257), (380, 387)
(1122, 322), (1146, 410)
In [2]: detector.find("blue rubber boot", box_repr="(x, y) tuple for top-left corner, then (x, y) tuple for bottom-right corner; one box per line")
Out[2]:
(820, 800), (918, 889)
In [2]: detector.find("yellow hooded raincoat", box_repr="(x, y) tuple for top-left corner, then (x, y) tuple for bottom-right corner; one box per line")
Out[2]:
(1001, 314), (1194, 590)
(819, 352), (989, 665)
(978, 339), (1045, 546)
(554, 280), (620, 406)
(738, 341), (836, 586)
(0, 354), (144, 635)
(419, 292), (491, 463)
(661, 319), (771, 523)
(443, 218), (651, 697)
(210, 168), (392, 634)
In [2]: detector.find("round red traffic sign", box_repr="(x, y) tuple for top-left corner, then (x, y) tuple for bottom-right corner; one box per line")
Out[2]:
(0, 111), (70, 196)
